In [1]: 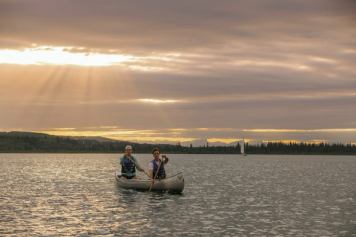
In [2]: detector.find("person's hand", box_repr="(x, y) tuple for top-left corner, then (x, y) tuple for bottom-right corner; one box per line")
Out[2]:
(143, 170), (151, 178)
(162, 155), (169, 163)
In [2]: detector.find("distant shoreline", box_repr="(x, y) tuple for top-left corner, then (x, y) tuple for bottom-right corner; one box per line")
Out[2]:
(1, 131), (356, 155)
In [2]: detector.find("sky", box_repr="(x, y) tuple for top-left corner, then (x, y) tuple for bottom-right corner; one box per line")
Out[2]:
(0, 0), (356, 145)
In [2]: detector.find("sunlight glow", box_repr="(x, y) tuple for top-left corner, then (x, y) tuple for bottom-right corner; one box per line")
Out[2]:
(207, 138), (240, 144)
(106, 136), (195, 143)
(207, 138), (254, 144)
(137, 98), (181, 104)
(40, 128), (195, 143)
(37, 126), (355, 145)
(262, 139), (328, 144)
(0, 45), (186, 70)
(243, 128), (356, 133)
(0, 46), (134, 66)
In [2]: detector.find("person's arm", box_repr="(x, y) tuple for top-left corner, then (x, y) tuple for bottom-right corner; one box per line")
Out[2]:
(148, 162), (154, 179)
(132, 156), (144, 172)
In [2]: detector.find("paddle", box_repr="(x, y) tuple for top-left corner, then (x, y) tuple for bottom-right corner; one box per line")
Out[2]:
(148, 158), (163, 192)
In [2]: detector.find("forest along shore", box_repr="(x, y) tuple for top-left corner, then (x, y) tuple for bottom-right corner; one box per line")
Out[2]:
(1, 131), (355, 155)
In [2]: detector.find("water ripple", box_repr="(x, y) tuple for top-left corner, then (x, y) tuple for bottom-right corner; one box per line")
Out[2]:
(0, 154), (355, 236)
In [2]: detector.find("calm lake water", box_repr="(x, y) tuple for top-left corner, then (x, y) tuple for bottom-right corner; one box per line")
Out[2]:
(0, 154), (355, 236)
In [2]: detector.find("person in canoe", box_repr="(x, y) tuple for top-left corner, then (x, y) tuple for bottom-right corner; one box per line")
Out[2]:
(120, 145), (145, 179)
(148, 147), (169, 180)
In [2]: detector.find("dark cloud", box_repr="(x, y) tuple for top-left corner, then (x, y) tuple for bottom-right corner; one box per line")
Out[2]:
(0, 0), (355, 51)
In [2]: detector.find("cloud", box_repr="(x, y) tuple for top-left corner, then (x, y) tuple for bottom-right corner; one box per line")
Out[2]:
(0, 0), (355, 52)
(0, 0), (355, 143)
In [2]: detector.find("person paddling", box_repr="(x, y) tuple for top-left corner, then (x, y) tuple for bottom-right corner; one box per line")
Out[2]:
(148, 147), (169, 180)
(120, 145), (145, 179)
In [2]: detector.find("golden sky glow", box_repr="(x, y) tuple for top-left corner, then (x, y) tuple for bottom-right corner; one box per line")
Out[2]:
(136, 98), (182, 104)
(243, 128), (356, 133)
(207, 138), (254, 144)
(0, 46), (184, 72)
(41, 127), (339, 145)
(39, 128), (196, 143)
(262, 139), (328, 144)
(33, 126), (355, 145)
(0, 46), (135, 66)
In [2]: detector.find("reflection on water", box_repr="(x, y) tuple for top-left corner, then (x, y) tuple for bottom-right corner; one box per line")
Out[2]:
(0, 154), (355, 236)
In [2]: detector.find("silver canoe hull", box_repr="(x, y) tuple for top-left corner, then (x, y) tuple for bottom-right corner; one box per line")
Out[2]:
(115, 172), (184, 193)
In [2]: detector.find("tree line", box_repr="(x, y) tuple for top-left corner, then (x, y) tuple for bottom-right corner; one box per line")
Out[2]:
(0, 132), (355, 154)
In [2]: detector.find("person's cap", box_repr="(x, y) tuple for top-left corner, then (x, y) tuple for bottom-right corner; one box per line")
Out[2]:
(125, 145), (133, 150)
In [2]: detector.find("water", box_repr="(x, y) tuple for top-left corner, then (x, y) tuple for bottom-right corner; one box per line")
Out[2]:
(0, 154), (355, 236)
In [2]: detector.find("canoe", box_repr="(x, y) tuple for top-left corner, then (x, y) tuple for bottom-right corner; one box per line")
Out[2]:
(115, 171), (184, 193)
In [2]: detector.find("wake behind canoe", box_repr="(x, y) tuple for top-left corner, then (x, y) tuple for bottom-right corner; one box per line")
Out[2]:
(115, 171), (184, 193)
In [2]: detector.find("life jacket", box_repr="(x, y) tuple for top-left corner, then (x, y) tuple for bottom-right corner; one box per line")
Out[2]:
(151, 159), (166, 179)
(121, 156), (136, 178)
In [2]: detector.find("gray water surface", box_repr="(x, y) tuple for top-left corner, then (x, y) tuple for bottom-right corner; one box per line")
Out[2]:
(0, 154), (355, 236)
